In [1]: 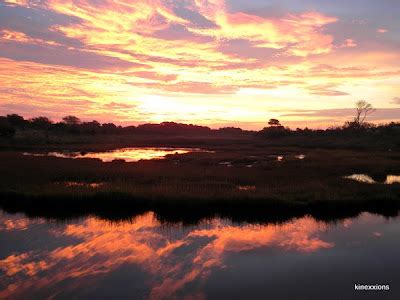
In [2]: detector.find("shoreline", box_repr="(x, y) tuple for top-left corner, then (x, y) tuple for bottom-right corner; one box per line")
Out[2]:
(1, 190), (399, 224)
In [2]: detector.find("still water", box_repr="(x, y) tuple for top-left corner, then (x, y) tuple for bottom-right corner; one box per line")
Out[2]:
(1, 211), (399, 299)
(23, 147), (207, 162)
(345, 174), (400, 185)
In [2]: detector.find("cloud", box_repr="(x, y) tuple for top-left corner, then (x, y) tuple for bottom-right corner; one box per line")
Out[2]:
(134, 81), (237, 95)
(281, 108), (400, 121)
(0, 0), (399, 129)
(102, 102), (137, 110)
(307, 84), (349, 97)
(0, 2), (83, 47)
(392, 97), (400, 104)
(129, 71), (178, 82)
(0, 38), (143, 70)
(339, 39), (357, 48)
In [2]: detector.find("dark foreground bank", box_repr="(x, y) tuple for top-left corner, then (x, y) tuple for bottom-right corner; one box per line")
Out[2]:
(0, 147), (399, 223)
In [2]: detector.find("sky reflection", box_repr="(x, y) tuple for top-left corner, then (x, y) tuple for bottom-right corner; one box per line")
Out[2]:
(23, 147), (203, 162)
(1, 211), (399, 299)
(0, 212), (332, 299)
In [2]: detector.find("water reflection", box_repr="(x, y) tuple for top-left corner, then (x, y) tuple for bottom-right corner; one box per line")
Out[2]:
(236, 185), (256, 191)
(23, 147), (208, 162)
(1, 211), (399, 299)
(344, 174), (376, 184)
(345, 174), (400, 185)
(56, 181), (105, 188)
(385, 175), (400, 185)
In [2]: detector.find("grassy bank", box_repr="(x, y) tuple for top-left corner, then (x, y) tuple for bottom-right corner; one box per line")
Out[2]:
(0, 148), (399, 222)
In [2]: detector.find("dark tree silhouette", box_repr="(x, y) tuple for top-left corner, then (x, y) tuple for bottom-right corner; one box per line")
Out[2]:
(81, 120), (101, 134)
(62, 116), (81, 125)
(354, 100), (375, 126)
(258, 118), (290, 138)
(30, 117), (53, 130)
(6, 114), (27, 129)
(0, 117), (15, 138)
(268, 119), (282, 127)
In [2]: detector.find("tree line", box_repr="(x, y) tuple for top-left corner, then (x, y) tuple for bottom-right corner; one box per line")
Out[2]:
(0, 114), (247, 138)
(1, 101), (399, 139)
(258, 100), (399, 137)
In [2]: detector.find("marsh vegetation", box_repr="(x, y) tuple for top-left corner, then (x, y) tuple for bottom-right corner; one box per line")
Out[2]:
(1, 105), (399, 221)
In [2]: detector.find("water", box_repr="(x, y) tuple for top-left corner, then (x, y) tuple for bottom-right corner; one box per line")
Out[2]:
(1, 211), (400, 299)
(56, 181), (105, 188)
(344, 174), (376, 184)
(345, 174), (400, 185)
(23, 147), (208, 163)
(386, 176), (400, 184)
(296, 154), (306, 160)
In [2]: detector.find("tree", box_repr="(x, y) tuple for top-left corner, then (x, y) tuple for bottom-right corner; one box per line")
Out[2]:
(101, 123), (117, 134)
(268, 118), (282, 127)
(30, 117), (53, 130)
(81, 120), (101, 134)
(354, 100), (375, 126)
(62, 115), (81, 125)
(6, 114), (27, 129)
(258, 118), (290, 138)
(0, 117), (16, 138)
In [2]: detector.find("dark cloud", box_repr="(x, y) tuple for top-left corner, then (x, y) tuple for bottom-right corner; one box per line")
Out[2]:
(0, 102), (42, 114)
(152, 24), (213, 43)
(0, 41), (144, 70)
(0, 2), (147, 70)
(217, 39), (283, 62)
(173, 3), (219, 29)
(0, 2), (83, 48)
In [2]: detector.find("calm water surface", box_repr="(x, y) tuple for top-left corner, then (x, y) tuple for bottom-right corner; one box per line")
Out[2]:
(344, 174), (400, 185)
(1, 210), (399, 299)
(23, 147), (208, 162)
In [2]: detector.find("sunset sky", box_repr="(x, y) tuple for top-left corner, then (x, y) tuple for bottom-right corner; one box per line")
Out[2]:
(0, 0), (399, 129)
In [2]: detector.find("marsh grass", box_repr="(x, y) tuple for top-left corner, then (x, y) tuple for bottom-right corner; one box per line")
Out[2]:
(0, 147), (399, 223)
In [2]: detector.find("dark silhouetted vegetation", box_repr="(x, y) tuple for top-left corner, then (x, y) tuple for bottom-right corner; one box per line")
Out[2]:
(0, 110), (399, 151)
(0, 100), (399, 220)
(0, 113), (250, 137)
(0, 148), (399, 223)
(0, 117), (16, 138)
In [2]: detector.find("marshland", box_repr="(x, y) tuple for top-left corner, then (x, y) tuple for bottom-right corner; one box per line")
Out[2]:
(1, 110), (400, 300)
(1, 111), (399, 222)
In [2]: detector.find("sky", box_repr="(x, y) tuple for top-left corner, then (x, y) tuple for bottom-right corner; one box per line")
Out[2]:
(0, 0), (399, 129)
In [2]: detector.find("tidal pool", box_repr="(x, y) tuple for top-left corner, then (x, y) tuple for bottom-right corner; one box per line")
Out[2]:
(1, 210), (399, 299)
(56, 181), (105, 188)
(345, 174), (400, 185)
(23, 147), (207, 162)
